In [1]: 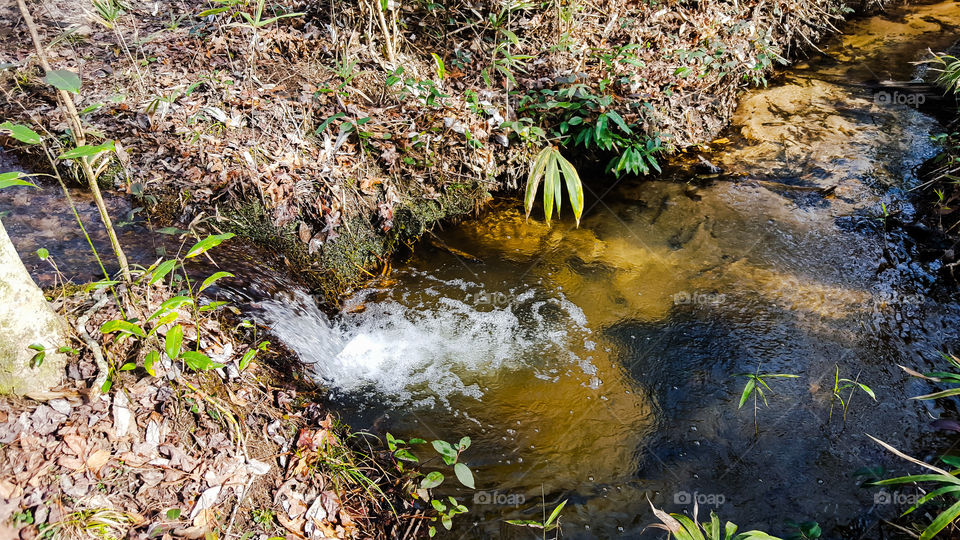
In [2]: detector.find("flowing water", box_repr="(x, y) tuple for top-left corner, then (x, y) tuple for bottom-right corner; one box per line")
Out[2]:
(4, 3), (960, 538)
(253, 4), (960, 537)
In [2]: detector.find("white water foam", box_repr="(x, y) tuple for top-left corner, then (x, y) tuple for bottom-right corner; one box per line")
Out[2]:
(254, 277), (596, 407)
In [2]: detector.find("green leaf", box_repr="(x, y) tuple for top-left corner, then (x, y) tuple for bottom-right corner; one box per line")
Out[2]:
(454, 463), (474, 488)
(0, 122), (41, 144)
(185, 233), (235, 259)
(432, 53), (445, 80)
(506, 519), (543, 528)
(544, 500), (567, 528)
(36, 248), (49, 260)
(181, 350), (222, 371)
(394, 449), (418, 462)
(913, 387), (960, 400)
(0, 171), (37, 190)
(58, 140), (115, 160)
(100, 319), (145, 337)
(457, 436), (471, 451)
(604, 110), (633, 135)
(421, 471), (444, 489)
(149, 260), (178, 285)
(144, 350), (159, 377)
(199, 271), (233, 292)
(543, 153), (557, 224)
(165, 508), (181, 520)
(441, 515), (452, 530)
(738, 379), (756, 409)
(920, 498), (960, 540)
(43, 69), (81, 94)
(315, 112), (346, 135)
(165, 324), (183, 360)
(120, 362), (136, 371)
(239, 348), (257, 371)
(556, 152), (584, 226)
(432, 440), (458, 465)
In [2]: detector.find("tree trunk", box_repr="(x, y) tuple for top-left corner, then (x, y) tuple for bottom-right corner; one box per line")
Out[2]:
(0, 218), (67, 394)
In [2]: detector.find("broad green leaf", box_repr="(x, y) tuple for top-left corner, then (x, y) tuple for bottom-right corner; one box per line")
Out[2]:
(59, 140), (115, 160)
(165, 324), (183, 360)
(556, 153), (583, 226)
(394, 449), (418, 462)
(738, 379), (755, 409)
(149, 260), (178, 285)
(144, 350), (159, 376)
(420, 471), (444, 489)
(182, 350), (222, 371)
(432, 440), (458, 465)
(36, 248), (49, 260)
(0, 122), (41, 144)
(239, 348), (257, 371)
(543, 153), (557, 224)
(100, 319), (145, 337)
(604, 110), (633, 135)
(0, 171), (37, 190)
(454, 463), (474, 488)
(185, 233), (235, 259)
(457, 436), (471, 451)
(199, 271), (233, 292)
(43, 69), (81, 94)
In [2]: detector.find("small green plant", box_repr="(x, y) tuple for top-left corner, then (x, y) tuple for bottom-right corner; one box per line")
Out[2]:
(733, 363), (798, 433)
(506, 499), (567, 538)
(97, 233), (238, 391)
(524, 147), (584, 226)
(870, 436), (960, 540)
(385, 434), (475, 536)
(647, 500), (782, 539)
(828, 365), (876, 423)
(784, 520), (821, 540)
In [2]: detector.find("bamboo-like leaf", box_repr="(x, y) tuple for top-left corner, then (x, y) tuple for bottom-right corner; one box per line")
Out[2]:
(543, 152), (557, 224)
(913, 387), (960, 400)
(0, 122), (41, 145)
(544, 500), (566, 528)
(920, 498), (960, 540)
(903, 484), (960, 515)
(165, 324), (183, 360)
(524, 148), (551, 219)
(556, 153), (584, 226)
(0, 171), (37, 190)
(738, 379), (755, 409)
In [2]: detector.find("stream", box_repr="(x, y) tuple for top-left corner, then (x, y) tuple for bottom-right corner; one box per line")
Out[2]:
(4, 2), (960, 538)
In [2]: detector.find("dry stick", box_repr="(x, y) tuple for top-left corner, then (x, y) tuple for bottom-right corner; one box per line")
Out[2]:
(17, 0), (131, 282)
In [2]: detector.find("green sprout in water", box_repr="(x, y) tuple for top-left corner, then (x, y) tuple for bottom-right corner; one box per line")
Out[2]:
(828, 365), (876, 424)
(733, 363), (798, 433)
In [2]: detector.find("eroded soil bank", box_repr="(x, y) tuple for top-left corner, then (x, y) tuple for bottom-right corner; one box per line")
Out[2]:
(0, 0), (887, 302)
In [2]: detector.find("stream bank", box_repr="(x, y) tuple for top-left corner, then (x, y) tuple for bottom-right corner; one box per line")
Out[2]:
(0, 0), (891, 303)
